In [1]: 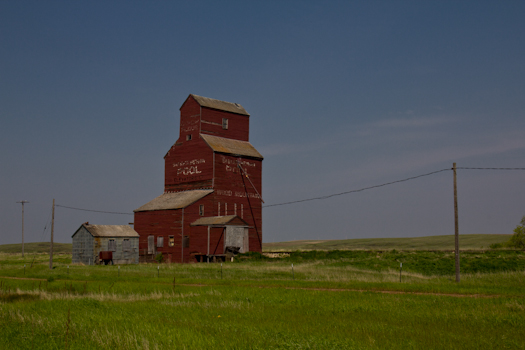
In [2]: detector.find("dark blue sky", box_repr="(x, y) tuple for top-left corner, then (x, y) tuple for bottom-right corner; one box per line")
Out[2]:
(1, 1), (524, 245)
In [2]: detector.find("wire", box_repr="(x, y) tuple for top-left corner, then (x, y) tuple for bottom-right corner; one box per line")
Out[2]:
(56, 204), (133, 215)
(457, 167), (525, 170)
(263, 168), (452, 208)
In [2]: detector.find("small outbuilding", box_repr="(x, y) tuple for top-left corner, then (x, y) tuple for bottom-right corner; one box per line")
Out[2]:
(72, 223), (139, 265)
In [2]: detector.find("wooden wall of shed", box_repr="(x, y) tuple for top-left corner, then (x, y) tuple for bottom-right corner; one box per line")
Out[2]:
(94, 236), (139, 265)
(72, 226), (94, 265)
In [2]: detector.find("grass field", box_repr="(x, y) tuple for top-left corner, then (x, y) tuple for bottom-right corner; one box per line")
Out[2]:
(2, 234), (511, 255)
(1, 250), (524, 349)
(0, 242), (72, 254)
(263, 234), (512, 251)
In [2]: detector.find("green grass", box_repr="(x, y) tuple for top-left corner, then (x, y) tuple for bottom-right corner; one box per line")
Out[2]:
(263, 234), (512, 251)
(0, 242), (72, 254)
(1, 252), (524, 349)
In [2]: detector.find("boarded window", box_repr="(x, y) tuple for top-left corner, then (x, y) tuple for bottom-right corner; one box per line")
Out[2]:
(169, 235), (175, 247)
(241, 204), (244, 218)
(225, 203), (228, 215)
(199, 205), (204, 216)
(108, 239), (116, 252)
(157, 236), (164, 248)
(123, 239), (131, 251)
(183, 235), (190, 248)
(218, 202), (221, 216)
(222, 118), (228, 129)
(234, 203), (237, 215)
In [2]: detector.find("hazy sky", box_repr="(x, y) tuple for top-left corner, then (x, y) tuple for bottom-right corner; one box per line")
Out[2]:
(1, 1), (524, 245)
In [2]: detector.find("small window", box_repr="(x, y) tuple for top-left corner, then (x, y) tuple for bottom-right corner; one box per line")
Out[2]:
(225, 203), (228, 215)
(123, 239), (131, 251)
(218, 202), (221, 216)
(157, 236), (164, 248)
(183, 235), (190, 248)
(241, 204), (244, 218)
(234, 203), (237, 215)
(186, 134), (192, 141)
(108, 239), (116, 252)
(222, 118), (228, 130)
(169, 235), (175, 247)
(199, 204), (204, 216)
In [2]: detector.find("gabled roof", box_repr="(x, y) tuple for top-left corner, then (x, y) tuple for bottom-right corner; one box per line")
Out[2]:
(134, 189), (213, 212)
(200, 134), (263, 159)
(73, 224), (139, 238)
(190, 215), (250, 227)
(188, 94), (250, 116)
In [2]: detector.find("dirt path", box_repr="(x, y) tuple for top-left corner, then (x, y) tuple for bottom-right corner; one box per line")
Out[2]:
(0, 276), (510, 299)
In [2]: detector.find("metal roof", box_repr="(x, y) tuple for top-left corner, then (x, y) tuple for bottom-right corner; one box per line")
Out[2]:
(200, 134), (263, 159)
(80, 225), (139, 238)
(190, 215), (250, 227)
(134, 189), (213, 212)
(190, 94), (250, 116)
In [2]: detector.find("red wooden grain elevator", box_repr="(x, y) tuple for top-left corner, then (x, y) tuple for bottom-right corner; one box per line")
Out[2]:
(134, 94), (263, 263)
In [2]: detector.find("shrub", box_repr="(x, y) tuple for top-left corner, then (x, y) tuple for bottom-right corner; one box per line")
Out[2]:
(155, 253), (164, 263)
(507, 216), (525, 250)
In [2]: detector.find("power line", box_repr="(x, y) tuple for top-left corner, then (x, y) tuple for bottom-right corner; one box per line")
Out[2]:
(263, 168), (452, 208)
(457, 167), (525, 170)
(55, 204), (133, 215)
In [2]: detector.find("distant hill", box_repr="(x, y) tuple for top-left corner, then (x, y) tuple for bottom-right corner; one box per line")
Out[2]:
(0, 242), (72, 254)
(262, 234), (512, 251)
(0, 234), (511, 254)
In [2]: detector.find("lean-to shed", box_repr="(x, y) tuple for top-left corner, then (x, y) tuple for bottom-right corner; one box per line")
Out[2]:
(72, 223), (139, 265)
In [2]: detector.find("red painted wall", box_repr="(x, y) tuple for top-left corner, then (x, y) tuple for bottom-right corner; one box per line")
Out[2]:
(135, 94), (262, 262)
(164, 137), (213, 192)
(200, 107), (249, 141)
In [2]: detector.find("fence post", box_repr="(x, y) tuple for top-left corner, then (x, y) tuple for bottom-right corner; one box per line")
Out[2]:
(399, 263), (402, 282)
(292, 263), (294, 280)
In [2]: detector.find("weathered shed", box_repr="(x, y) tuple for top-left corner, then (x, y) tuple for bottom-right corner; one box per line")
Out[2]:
(72, 223), (139, 265)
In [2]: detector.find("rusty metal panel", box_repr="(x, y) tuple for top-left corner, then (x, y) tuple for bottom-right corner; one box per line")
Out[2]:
(134, 190), (213, 212)
(190, 94), (249, 116)
(190, 215), (249, 227)
(200, 134), (263, 159)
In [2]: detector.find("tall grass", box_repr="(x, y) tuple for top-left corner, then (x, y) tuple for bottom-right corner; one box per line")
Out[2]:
(1, 252), (524, 349)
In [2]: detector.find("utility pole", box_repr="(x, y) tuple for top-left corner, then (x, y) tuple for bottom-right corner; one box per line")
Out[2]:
(50, 199), (55, 270)
(453, 163), (460, 282)
(16, 200), (29, 257)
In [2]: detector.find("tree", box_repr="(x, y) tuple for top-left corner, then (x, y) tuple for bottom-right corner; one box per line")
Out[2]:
(507, 216), (525, 250)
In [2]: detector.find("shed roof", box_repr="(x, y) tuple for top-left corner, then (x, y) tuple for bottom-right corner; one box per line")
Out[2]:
(188, 94), (250, 116)
(73, 224), (139, 238)
(134, 189), (213, 212)
(190, 215), (250, 227)
(201, 134), (263, 159)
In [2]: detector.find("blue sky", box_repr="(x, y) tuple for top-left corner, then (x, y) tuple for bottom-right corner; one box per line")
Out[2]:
(1, 1), (524, 245)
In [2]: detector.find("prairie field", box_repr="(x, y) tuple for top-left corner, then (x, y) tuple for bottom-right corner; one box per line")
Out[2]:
(1, 250), (524, 349)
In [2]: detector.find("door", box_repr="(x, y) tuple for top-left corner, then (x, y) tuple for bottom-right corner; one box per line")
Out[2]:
(148, 235), (155, 254)
(225, 226), (248, 253)
(243, 228), (249, 253)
